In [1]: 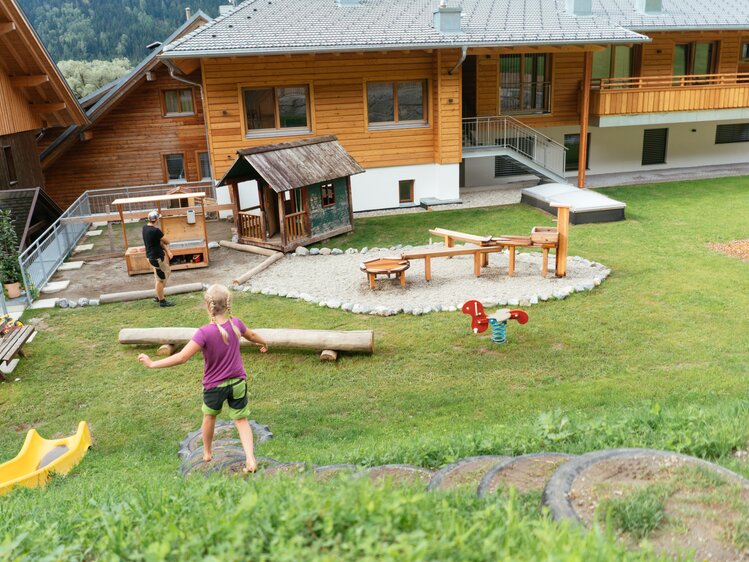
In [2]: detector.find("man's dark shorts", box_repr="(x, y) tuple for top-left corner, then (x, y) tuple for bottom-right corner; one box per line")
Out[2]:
(148, 257), (171, 282)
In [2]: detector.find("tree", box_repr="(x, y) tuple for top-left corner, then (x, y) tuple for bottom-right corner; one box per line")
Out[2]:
(58, 58), (133, 98)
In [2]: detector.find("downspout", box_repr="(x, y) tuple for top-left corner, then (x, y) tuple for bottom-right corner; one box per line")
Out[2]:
(162, 58), (215, 192)
(448, 46), (468, 75)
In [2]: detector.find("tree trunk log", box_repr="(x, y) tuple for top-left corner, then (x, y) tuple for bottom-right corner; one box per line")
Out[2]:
(157, 344), (176, 356)
(320, 349), (338, 362)
(233, 253), (283, 285)
(219, 240), (278, 257)
(100, 283), (204, 304)
(119, 327), (374, 353)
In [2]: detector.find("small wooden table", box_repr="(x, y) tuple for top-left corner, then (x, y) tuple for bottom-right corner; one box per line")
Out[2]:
(360, 258), (410, 289)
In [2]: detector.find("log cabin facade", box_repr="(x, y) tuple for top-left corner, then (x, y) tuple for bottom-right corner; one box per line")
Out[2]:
(156, 0), (749, 212)
(40, 12), (212, 208)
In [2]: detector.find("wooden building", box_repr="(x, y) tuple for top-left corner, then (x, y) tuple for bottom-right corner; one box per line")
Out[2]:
(218, 136), (363, 252)
(40, 11), (211, 208)
(159, 0), (749, 211)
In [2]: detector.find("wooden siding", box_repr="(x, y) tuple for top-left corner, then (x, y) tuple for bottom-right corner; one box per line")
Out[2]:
(476, 56), (499, 116)
(641, 31), (744, 77)
(0, 66), (42, 135)
(43, 65), (208, 207)
(202, 49), (463, 180)
(0, 130), (44, 190)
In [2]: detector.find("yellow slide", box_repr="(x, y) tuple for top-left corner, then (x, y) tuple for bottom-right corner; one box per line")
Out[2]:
(0, 421), (91, 496)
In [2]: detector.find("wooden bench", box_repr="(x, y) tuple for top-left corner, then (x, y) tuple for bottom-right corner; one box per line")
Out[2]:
(402, 246), (505, 281)
(0, 325), (35, 381)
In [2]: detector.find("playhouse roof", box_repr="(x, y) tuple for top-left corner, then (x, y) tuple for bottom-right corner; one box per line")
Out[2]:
(218, 136), (365, 193)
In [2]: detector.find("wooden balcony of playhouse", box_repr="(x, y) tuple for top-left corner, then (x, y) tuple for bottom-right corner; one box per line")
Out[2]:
(589, 73), (749, 121)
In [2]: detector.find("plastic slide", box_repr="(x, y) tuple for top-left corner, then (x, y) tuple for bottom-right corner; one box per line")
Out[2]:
(0, 421), (91, 495)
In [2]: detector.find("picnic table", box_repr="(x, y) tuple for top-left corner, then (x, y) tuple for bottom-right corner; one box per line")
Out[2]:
(0, 324), (35, 381)
(360, 257), (410, 289)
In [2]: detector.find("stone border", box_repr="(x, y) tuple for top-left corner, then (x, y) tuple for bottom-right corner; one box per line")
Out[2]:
(235, 244), (611, 316)
(477, 452), (576, 497)
(427, 455), (511, 491)
(542, 448), (749, 523)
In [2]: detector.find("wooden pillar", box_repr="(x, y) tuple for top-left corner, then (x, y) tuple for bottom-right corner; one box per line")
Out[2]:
(117, 205), (128, 249)
(277, 192), (287, 246)
(578, 51), (593, 189)
(346, 176), (354, 228)
(228, 181), (239, 231)
(552, 203), (570, 278)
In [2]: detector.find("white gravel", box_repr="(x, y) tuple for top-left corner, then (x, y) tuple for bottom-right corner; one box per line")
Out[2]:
(242, 244), (610, 315)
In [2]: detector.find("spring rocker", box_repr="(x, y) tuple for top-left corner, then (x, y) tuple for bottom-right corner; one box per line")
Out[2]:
(462, 300), (528, 345)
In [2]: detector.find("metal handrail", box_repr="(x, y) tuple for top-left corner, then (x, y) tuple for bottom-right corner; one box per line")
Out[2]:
(462, 115), (567, 178)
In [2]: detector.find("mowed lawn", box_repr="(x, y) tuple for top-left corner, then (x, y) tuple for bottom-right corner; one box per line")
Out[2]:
(0, 177), (747, 560)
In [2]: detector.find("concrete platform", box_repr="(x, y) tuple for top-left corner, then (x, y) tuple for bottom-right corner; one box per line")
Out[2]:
(58, 261), (85, 271)
(41, 280), (70, 294)
(85, 230), (103, 237)
(521, 184), (626, 224)
(29, 298), (58, 310)
(73, 243), (94, 253)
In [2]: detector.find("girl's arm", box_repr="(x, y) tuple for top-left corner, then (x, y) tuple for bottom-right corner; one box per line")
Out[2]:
(243, 328), (268, 353)
(138, 340), (201, 368)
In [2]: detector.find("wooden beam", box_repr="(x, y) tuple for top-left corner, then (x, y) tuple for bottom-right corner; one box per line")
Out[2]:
(30, 102), (66, 113)
(578, 51), (593, 189)
(551, 204), (570, 278)
(0, 22), (15, 35)
(10, 74), (49, 88)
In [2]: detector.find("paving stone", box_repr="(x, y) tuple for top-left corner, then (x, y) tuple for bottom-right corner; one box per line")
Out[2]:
(58, 261), (84, 271)
(85, 230), (103, 237)
(92, 221), (107, 227)
(73, 243), (94, 253)
(29, 298), (58, 310)
(41, 280), (70, 294)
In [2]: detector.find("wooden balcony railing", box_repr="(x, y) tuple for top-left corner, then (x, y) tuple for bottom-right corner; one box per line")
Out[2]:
(238, 208), (264, 241)
(284, 211), (308, 242)
(590, 72), (749, 116)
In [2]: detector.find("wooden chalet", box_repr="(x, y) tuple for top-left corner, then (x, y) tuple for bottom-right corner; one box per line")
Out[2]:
(0, 0), (87, 246)
(39, 11), (211, 208)
(159, 0), (749, 212)
(218, 136), (364, 253)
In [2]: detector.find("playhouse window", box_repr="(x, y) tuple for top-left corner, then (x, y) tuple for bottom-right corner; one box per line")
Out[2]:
(321, 183), (335, 207)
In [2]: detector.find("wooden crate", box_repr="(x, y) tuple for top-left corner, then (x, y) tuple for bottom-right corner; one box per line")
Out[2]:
(531, 227), (559, 245)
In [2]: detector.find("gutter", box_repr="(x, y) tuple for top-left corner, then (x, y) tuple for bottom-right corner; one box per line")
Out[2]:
(448, 46), (468, 75)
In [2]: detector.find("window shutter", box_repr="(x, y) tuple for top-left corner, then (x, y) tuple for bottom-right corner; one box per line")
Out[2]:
(715, 123), (749, 144)
(642, 128), (668, 165)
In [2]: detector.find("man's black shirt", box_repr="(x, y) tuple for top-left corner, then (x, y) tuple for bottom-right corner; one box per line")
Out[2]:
(142, 224), (165, 261)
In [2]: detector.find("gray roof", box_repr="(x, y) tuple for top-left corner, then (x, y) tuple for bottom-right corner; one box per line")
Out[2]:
(218, 136), (365, 192)
(164, 0), (648, 57)
(592, 0), (749, 31)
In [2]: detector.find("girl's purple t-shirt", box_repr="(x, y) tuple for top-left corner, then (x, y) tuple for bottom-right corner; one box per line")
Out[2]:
(191, 318), (248, 389)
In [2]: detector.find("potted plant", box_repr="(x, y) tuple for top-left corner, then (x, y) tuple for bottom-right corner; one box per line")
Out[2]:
(0, 209), (23, 299)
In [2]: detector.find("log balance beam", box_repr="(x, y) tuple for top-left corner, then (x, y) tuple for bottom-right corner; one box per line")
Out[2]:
(119, 327), (374, 362)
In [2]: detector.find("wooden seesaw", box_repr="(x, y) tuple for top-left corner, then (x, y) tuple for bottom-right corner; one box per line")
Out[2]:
(119, 327), (374, 362)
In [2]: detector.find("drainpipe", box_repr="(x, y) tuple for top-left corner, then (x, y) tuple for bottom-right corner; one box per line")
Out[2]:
(448, 46), (468, 75)
(162, 58), (215, 195)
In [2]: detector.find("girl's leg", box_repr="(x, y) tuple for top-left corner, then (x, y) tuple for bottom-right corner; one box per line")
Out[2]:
(202, 414), (217, 462)
(234, 418), (257, 472)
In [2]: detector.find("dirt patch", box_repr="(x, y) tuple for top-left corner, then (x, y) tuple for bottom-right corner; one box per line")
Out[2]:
(210, 456), (278, 476)
(262, 462), (308, 477)
(313, 464), (358, 481)
(362, 465), (434, 486)
(570, 456), (749, 561)
(429, 455), (510, 491)
(481, 454), (575, 495)
(181, 445), (246, 476)
(708, 239), (749, 262)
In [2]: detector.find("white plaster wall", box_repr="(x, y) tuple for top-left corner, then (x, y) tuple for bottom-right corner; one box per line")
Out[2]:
(350, 163), (460, 211)
(463, 157), (536, 187)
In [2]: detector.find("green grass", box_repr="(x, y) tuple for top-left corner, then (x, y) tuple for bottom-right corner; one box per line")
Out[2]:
(1, 176), (748, 560)
(602, 485), (669, 539)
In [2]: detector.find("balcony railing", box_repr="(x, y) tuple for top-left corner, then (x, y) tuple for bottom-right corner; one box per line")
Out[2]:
(590, 72), (749, 116)
(462, 116), (567, 179)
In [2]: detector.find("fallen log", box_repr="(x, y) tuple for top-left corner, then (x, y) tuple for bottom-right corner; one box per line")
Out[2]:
(320, 349), (338, 362)
(233, 252), (283, 285)
(219, 240), (278, 257)
(100, 283), (204, 304)
(157, 344), (176, 356)
(119, 327), (374, 354)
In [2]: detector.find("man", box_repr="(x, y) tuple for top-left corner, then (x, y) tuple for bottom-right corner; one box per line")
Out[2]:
(142, 210), (175, 307)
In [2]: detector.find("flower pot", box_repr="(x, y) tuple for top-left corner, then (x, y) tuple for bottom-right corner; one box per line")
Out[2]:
(3, 282), (21, 299)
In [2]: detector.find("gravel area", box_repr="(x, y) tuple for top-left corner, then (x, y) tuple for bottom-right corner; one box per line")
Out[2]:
(241, 244), (610, 315)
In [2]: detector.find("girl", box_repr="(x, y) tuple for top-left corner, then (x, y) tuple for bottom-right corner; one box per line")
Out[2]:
(138, 284), (267, 473)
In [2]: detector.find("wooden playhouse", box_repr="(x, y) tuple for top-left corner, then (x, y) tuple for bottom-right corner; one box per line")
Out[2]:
(218, 136), (364, 253)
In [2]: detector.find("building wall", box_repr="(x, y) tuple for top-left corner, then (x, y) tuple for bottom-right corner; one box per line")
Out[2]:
(43, 65), (209, 207)
(0, 131), (45, 190)
(309, 177), (350, 236)
(201, 49), (463, 183)
(0, 67), (43, 136)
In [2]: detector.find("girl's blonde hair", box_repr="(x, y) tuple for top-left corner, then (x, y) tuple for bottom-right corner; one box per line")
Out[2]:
(204, 284), (242, 345)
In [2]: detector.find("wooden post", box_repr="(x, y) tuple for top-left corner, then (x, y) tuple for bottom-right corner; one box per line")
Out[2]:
(302, 186), (311, 239)
(578, 51), (593, 188)
(117, 204), (128, 249)
(542, 248), (549, 277)
(200, 196), (209, 264)
(229, 181), (239, 232)
(105, 204), (115, 253)
(508, 247), (516, 276)
(552, 203), (570, 278)
(424, 256), (431, 281)
(320, 349), (338, 362)
(346, 176), (354, 228)
(157, 344), (176, 356)
(277, 192), (287, 246)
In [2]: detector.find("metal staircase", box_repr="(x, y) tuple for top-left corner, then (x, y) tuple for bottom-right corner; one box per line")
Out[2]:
(462, 116), (568, 184)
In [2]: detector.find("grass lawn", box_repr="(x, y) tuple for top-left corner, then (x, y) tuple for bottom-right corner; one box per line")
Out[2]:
(0, 176), (747, 560)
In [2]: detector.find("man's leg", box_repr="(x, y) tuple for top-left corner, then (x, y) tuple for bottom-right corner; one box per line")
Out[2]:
(155, 279), (165, 301)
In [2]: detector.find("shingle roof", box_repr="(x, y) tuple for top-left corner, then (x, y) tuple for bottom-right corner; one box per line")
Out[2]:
(592, 0), (749, 31)
(164, 0), (648, 57)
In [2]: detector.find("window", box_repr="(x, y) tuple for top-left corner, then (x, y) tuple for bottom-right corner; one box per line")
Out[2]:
(321, 183), (335, 207)
(500, 54), (551, 114)
(673, 42), (717, 79)
(163, 89), (194, 116)
(564, 133), (591, 172)
(367, 81), (427, 127)
(198, 152), (211, 179)
(592, 46), (639, 80)
(642, 129), (668, 165)
(2, 146), (16, 184)
(741, 42), (749, 62)
(398, 179), (414, 203)
(164, 154), (185, 182)
(243, 86), (309, 134)
(715, 123), (749, 144)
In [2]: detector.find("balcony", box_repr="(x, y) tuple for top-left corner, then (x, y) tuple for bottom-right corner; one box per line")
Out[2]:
(590, 73), (749, 126)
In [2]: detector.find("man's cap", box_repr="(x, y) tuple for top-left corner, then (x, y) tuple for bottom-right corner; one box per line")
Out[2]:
(148, 210), (160, 222)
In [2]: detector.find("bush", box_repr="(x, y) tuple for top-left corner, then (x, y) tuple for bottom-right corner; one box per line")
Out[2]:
(0, 209), (22, 285)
